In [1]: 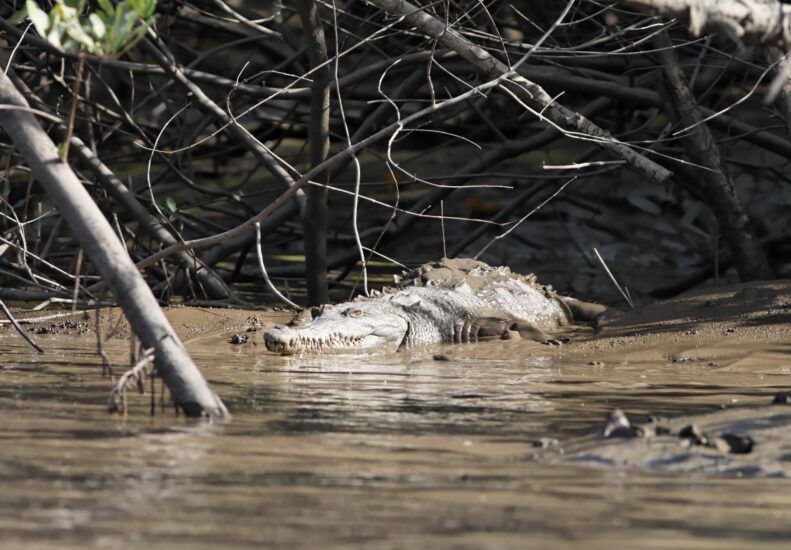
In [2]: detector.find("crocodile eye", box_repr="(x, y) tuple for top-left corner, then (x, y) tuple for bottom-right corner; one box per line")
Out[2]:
(347, 309), (363, 318)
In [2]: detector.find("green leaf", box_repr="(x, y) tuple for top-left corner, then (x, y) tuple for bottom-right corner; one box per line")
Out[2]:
(47, 7), (61, 33)
(25, 0), (156, 57)
(6, 7), (28, 26)
(63, 16), (96, 49)
(109, 5), (124, 42)
(165, 197), (178, 213)
(120, 9), (138, 33)
(25, 0), (50, 35)
(54, 1), (79, 22)
(114, 20), (150, 56)
(96, 0), (114, 16)
(88, 12), (105, 38)
(62, 0), (85, 11)
(46, 24), (63, 49)
(141, 0), (156, 17)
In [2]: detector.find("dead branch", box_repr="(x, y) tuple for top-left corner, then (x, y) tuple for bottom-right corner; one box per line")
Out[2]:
(0, 70), (228, 419)
(655, 31), (771, 280)
(367, 0), (673, 184)
(140, 35), (306, 198)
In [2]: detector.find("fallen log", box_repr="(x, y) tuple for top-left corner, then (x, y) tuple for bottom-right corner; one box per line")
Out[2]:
(0, 70), (227, 419)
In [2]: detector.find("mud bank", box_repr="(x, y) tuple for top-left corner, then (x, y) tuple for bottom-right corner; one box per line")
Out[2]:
(540, 279), (791, 476)
(6, 279), (790, 357)
(545, 403), (791, 477)
(0, 305), (291, 345)
(567, 278), (791, 367)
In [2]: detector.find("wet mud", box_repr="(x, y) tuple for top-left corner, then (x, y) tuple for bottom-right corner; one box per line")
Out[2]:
(534, 279), (791, 477)
(547, 404), (791, 476)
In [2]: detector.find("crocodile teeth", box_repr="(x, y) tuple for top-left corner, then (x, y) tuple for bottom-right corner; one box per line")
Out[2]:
(269, 331), (366, 353)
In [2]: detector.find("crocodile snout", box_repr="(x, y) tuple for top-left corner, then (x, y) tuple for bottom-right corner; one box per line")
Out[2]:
(263, 326), (294, 354)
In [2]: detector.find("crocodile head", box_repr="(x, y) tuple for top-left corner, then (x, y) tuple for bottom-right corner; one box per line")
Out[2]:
(263, 300), (409, 355)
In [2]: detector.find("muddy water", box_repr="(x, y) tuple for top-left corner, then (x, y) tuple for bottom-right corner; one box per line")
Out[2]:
(2, 329), (791, 549)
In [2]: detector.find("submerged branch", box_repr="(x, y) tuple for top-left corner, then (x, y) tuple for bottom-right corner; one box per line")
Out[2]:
(108, 347), (155, 415)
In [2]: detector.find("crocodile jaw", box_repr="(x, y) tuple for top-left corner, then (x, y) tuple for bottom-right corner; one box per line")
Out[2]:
(263, 315), (408, 355)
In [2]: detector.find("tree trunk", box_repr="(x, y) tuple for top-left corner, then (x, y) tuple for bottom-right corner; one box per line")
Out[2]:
(655, 31), (772, 281)
(766, 48), (791, 145)
(0, 71), (227, 419)
(296, 0), (330, 305)
(625, 0), (791, 47)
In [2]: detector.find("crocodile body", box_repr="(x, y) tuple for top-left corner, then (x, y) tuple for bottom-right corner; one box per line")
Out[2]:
(264, 258), (602, 355)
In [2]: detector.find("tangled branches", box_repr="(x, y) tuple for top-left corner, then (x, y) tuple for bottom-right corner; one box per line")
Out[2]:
(0, 0), (788, 313)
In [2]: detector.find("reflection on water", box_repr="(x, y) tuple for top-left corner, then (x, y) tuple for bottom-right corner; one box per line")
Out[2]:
(1, 332), (791, 548)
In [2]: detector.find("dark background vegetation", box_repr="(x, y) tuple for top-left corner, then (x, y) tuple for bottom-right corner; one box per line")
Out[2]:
(0, 0), (789, 311)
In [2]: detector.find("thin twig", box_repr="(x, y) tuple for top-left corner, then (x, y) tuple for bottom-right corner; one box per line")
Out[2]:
(96, 304), (112, 378)
(3, 22), (32, 75)
(474, 178), (576, 259)
(70, 247), (83, 315)
(593, 247), (635, 310)
(330, 0), (367, 296)
(255, 222), (300, 309)
(60, 53), (84, 162)
(108, 347), (155, 415)
(440, 200), (447, 258)
(0, 298), (43, 353)
(134, 54), (522, 271)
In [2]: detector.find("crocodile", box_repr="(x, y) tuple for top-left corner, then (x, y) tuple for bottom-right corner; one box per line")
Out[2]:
(263, 258), (605, 355)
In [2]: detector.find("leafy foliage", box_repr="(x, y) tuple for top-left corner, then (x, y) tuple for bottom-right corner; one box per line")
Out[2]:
(23, 0), (156, 56)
